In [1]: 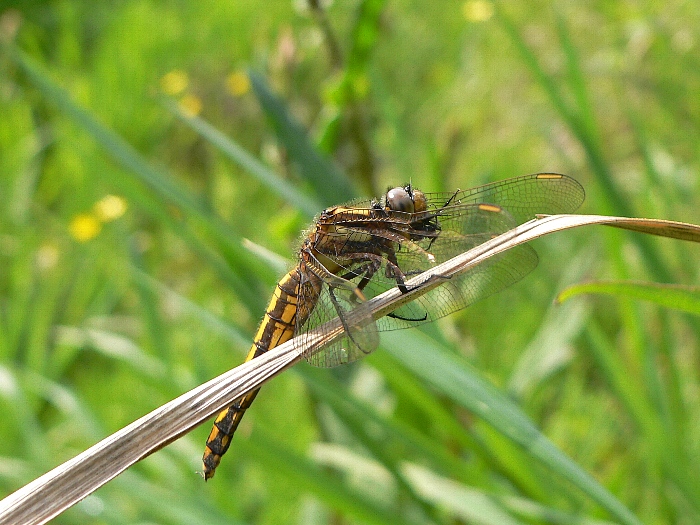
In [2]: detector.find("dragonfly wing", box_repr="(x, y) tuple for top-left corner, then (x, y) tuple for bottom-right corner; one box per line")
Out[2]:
(296, 262), (379, 368)
(296, 175), (581, 358)
(423, 173), (585, 223)
(360, 203), (539, 329)
(376, 242), (538, 330)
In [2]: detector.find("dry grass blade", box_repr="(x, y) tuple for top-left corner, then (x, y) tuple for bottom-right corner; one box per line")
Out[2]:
(0, 346), (305, 525)
(1, 213), (699, 525)
(366, 214), (700, 324)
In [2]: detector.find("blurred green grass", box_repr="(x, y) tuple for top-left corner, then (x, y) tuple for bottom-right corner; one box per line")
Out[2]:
(2, 1), (700, 524)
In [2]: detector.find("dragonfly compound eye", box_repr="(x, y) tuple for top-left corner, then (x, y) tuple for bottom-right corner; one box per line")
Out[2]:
(385, 187), (415, 213)
(412, 190), (427, 213)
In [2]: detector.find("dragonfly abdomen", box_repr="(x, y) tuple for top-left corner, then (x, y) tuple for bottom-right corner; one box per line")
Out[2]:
(201, 267), (306, 480)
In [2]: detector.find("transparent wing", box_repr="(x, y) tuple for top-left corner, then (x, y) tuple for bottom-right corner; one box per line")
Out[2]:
(335, 204), (539, 330)
(295, 257), (379, 368)
(421, 173), (585, 223)
(377, 244), (538, 330)
(298, 173), (584, 367)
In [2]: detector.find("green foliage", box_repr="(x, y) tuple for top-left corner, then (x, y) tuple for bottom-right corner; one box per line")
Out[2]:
(2, 1), (700, 524)
(558, 281), (700, 315)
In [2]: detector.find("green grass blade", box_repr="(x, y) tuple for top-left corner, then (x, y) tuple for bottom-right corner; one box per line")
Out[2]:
(129, 244), (174, 367)
(300, 365), (461, 519)
(239, 430), (427, 525)
(111, 472), (248, 525)
(584, 321), (700, 513)
(494, 9), (620, 212)
(405, 464), (523, 525)
(249, 71), (358, 204)
(10, 47), (201, 219)
(383, 330), (642, 525)
(163, 97), (320, 218)
(8, 46), (273, 310)
(557, 281), (700, 315)
(554, 13), (600, 148)
(405, 464), (620, 525)
(494, 8), (672, 281)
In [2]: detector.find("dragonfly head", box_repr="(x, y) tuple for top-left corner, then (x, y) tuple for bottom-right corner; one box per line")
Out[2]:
(384, 185), (427, 214)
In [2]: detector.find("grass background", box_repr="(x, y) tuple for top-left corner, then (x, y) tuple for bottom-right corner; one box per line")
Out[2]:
(2, 1), (700, 524)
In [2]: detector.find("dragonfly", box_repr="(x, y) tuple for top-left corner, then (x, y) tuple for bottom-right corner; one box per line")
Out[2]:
(202, 173), (585, 479)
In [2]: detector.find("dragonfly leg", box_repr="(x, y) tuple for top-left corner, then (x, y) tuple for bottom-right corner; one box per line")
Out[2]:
(355, 258), (384, 295)
(384, 253), (409, 293)
(386, 258), (429, 321)
(384, 251), (433, 322)
(335, 255), (383, 305)
(339, 255), (430, 323)
(327, 286), (373, 355)
(339, 259), (380, 294)
(387, 310), (428, 322)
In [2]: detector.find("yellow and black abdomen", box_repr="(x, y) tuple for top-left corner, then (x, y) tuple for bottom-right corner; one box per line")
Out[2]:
(201, 266), (307, 480)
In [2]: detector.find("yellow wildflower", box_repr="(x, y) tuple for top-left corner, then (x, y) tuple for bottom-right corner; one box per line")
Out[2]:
(226, 71), (251, 97)
(94, 195), (127, 222)
(69, 214), (101, 242)
(179, 94), (203, 117)
(160, 70), (189, 95)
(463, 0), (493, 22)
